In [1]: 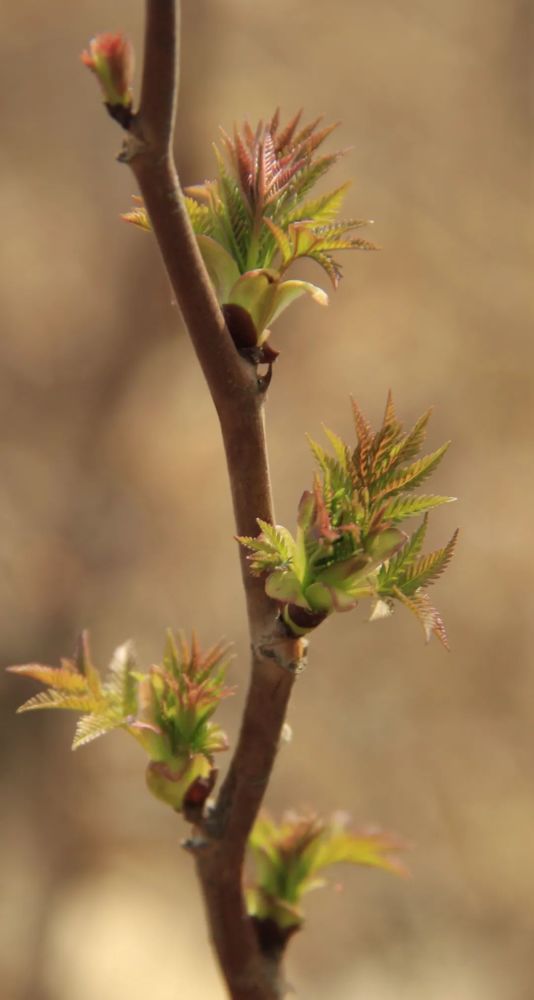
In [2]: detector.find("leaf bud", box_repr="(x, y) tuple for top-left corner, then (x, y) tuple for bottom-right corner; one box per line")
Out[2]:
(81, 33), (134, 114)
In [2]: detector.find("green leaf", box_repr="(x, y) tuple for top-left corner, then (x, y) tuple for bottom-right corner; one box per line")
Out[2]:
(255, 520), (297, 564)
(74, 632), (102, 699)
(378, 516), (429, 591)
(266, 569), (309, 607)
(322, 426), (350, 470)
(391, 410), (433, 465)
(184, 196), (213, 236)
(269, 279), (328, 325)
(315, 552), (371, 585)
(308, 826), (408, 879)
(226, 270), (279, 336)
(374, 442), (451, 499)
(307, 436), (352, 498)
(307, 250), (343, 288)
(395, 529), (459, 595)
(6, 663), (89, 693)
(201, 721), (230, 755)
(216, 164), (252, 267)
(365, 527), (406, 562)
(287, 222), (320, 257)
(307, 435), (329, 471)
(196, 235), (241, 302)
(304, 580), (359, 613)
(145, 754), (212, 811)
(311, 223), (379, 253)
(8, 630), (234, 799)
(291, 152), (345, 200)
(121, 206), (151, 231)
(381, 493), (456, 522)
(104, 640), (138, 716)
(284, 182), (352, 224)
(374, 410), (432, 482)
(15, 690), (96, 714)
(123, 113), (379, 338)
(247, 812), (407, 932)
(243, 395), (457, 640)
(72, 710), (125, 749)
(262, 217), (292, 263)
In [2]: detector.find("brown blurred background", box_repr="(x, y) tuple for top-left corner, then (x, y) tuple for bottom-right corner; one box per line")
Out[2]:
(1, 1), (531, 998)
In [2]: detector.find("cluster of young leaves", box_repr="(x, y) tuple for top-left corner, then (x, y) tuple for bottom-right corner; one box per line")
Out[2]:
(123, 110), (378, 358)
(239, 393), (458, 646)
(246, 811), (406, 933)
(8, 630), (233, 811)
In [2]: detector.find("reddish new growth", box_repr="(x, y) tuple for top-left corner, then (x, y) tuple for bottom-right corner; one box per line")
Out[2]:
(217, 111), (338, 222)
(81, 33), (134, 124)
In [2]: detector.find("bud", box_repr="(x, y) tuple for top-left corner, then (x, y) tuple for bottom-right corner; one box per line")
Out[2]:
(146, 756), (213, 812)
(81, 33), (134, 114)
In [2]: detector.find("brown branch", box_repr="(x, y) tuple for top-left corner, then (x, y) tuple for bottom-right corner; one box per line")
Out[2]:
(119, 2), (307, 997)
(138, 0), (177, 147)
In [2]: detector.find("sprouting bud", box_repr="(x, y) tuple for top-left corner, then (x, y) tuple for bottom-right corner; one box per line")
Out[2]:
(145, 756), (214, 812)
(246, 811), (407, 933)
(239, 395), (457, 645)
(81, 33), (134, 113)
(7, 629), (234, 812)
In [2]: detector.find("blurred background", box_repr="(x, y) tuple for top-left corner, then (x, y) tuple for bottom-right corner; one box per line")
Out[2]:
(0, 1), (531, 998)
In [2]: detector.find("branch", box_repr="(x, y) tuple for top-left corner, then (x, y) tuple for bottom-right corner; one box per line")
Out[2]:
(138, 0), (177, 145)
(119, 2), (306, 996)
(125, 4), (248, 419)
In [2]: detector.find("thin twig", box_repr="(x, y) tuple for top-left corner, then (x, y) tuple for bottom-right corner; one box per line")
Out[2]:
(139, 0), (177, 147)
(120, 2), (307, 997)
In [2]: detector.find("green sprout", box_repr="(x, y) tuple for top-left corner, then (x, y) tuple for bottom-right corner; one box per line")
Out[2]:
(8, 630), (234, 811)
(122, 110), (378, 360)
(239, 393), (458, 644)
(247, 811), (407, 934)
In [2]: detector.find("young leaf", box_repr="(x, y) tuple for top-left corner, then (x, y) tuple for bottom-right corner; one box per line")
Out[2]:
(73, 710), (125, 749)
(8, 630), (234, 811)
(254, 520), (297, 564)
(307, 823), (408, 879)
(241, 396), (457, 644)
(377, 515), (429, 590)
(381, 492), (456, 523)
(395, 529), (459, 595)
(393, 588), (451, 648)
(283, 182), (352, 225)
(247, 811), (407, 932)
(374, 442), (450, 499)
(7, 663), (90, 694)
(123, 112), (378, 354)
(14, 690), (96, 714)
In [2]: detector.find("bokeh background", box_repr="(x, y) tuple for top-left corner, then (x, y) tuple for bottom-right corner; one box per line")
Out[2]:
(1, 1), (531, 998)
